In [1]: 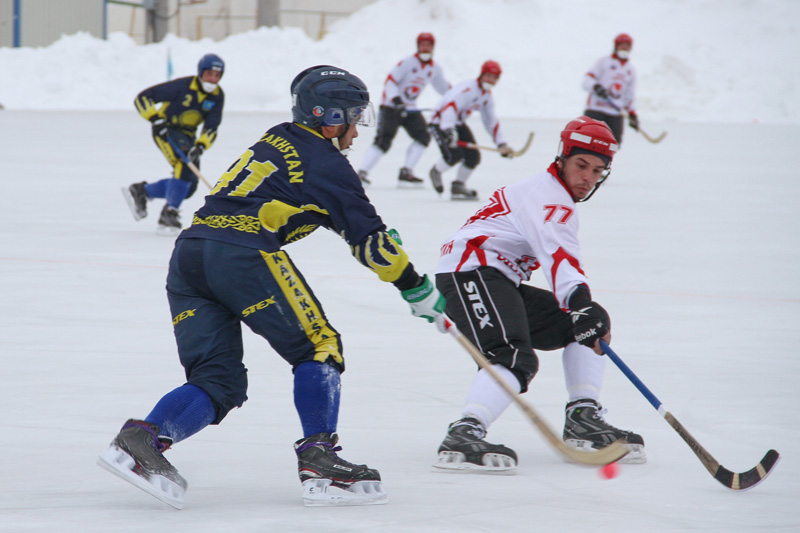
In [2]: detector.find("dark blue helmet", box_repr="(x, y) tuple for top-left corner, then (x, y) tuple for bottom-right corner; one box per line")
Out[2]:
(291, 65), (375, 128)
(197, 54), (224, 78)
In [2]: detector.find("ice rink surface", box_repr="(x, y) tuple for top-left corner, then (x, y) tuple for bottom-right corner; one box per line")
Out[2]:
(1, 111), (798, 531)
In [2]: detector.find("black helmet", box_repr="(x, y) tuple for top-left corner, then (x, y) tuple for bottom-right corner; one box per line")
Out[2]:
(290, 65), (374, 128)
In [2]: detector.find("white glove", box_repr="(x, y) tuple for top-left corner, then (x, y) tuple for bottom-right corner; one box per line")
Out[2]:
(401, 274), (446, 333)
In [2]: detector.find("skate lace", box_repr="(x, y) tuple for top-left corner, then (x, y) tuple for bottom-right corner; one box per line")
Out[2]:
(591, 405), (626, 432)
(123, 420), (170, 453)
(296, 441), (360, 467)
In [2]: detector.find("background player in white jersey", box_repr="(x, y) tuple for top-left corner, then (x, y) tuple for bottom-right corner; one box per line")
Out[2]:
(582, 33), (639, 146)
(428, 60), (513, 201)
(357, 32), (450, 187)
(432, 117), (645, 474)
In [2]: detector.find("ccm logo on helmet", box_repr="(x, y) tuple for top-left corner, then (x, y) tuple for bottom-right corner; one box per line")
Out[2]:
(320, 70), (346, 76)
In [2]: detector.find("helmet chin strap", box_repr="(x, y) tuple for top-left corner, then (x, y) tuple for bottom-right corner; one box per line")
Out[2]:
(331, 135), (351, 156)
(555, 156), (610, 202)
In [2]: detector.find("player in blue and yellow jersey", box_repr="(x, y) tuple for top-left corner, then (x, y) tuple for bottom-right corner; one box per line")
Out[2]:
(122, 53), (225, 233)
(99, 66), (446, 508)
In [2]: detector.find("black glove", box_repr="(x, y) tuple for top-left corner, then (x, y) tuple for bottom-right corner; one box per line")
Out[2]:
(568, 286), (610, 349)
(187, 143), (204, 163)
(151, 117), (169, 140)
(392, 96), (407, 118)
(628, 112), (640, 131)
(593, 84), (608, 99)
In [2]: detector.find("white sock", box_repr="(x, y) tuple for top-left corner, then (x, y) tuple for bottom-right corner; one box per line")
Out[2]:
(456, 165), (474, 184)
(434, 158), (452, 174)
(404, 141), (426, 170)
(359, 144), (384, 173)
(462, 366), (520, 429)
(562, 342), (605, 402)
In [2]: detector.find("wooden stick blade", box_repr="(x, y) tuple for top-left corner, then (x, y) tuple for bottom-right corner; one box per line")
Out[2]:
(640, 129), (667, 144)
(511, 132), (535, 157)
(714, 449), (780, 491)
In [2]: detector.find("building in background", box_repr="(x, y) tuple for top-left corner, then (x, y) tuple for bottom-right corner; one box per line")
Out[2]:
(0, 0), (376, 48)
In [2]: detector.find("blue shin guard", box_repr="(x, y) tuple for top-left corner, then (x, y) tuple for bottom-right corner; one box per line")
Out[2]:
(294, 362), (341, 437)
(145, 384), (216, 443)
(165, 178), (191, 209)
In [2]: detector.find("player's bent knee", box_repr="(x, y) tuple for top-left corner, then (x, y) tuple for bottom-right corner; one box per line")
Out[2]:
(375, 136), (393, 152)
(464, 151), (481, 169)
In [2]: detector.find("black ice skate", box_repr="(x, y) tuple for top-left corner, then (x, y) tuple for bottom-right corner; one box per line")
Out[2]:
(157, 205), (182, 235)
(563, 399), (646, 464)
(97, 419), (187, 509)
(122, 181), (149, 221)
(450, 180), (479, 201)
(433, 417), (517, 474)
(294, 432), (387, 506)
(429, 166), (444, 194)
(397, 167), (424, 188)
(357, 169), (371, 185)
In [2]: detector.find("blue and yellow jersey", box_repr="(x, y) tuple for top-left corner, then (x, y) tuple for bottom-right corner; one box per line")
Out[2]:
(180, 122), (412, 284)
(134, 76), (224, 150)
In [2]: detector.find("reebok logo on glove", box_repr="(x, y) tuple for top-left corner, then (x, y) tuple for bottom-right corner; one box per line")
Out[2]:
(574, 328), (597, 343)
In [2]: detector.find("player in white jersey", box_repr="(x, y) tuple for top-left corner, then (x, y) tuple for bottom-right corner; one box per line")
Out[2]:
(432, 117), (645, 474)
(428, 60), (513, 201)
(357, 33), (450, 187)
(582, 33), (639, 146)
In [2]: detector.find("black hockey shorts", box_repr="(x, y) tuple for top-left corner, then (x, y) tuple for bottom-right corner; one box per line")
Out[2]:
(166, 238), (344, 423)
(584, 109), (624, 146)
(430, 124), (480, 168)
(436, 267), (574, 392)
(373, 106), (431, 151)
(153, 128), (200, 197)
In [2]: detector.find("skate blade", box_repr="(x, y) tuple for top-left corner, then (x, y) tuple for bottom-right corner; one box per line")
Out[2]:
(450, 194), (480, 201)
(301, 479), (388, 507)
(121, 187), (145, 221)
(397, 180), (425, 189)
(432, 451), (517, 475)
(156, 225), (182, 237)
(564, 439), (647, 465)
(97, 445), (186, 509)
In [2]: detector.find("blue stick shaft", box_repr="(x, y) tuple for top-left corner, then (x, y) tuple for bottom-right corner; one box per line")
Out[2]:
(167, 136), (190, 163)
(600, 340), (663, 411)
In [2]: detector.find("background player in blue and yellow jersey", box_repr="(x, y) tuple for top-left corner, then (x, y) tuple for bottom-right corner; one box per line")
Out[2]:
(99, 65), (446, 508)
(122, 53), (225, 233)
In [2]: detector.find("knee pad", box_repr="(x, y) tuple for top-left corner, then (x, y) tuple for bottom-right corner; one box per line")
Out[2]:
(464, 149), (481, 169)
(375, 133), (393, 152)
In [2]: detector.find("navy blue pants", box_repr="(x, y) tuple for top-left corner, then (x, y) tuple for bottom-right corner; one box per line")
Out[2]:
(166, 238), (343, 423)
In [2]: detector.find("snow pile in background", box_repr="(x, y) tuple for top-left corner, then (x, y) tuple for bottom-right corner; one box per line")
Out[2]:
(0, 0), (796, 124)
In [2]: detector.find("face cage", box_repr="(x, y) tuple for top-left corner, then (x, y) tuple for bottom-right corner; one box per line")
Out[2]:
(321, 102), (376, 127)
(576, 168), (610, 203)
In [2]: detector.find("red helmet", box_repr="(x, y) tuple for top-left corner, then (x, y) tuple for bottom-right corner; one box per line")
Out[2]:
(614, 33), (633, 48)
(480, 60), (502, 77)
(417, 32), (435, 46)
(559, 116), (618, 167)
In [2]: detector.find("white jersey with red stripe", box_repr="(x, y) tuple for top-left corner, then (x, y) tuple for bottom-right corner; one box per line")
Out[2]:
(436, 163), (588, 309)
(381, 54), (450, 109)
(429, 79), (507, 146)
(582, 54), (636, 116)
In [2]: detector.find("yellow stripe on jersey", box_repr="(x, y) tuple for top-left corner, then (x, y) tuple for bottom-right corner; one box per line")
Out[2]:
(261, 250), (342, 365)
(258, 199), (327, 232)
(351, 231), (409, 283)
